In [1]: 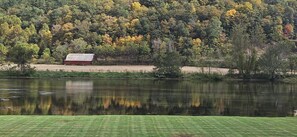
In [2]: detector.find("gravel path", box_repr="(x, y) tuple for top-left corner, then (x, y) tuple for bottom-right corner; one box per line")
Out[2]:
(29, 64), (230, 74)
(0, 64), (230, 74)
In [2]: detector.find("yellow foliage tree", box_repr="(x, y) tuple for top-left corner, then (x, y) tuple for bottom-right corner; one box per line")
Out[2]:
(249, 0), (262, 7)
(116, 35), (143, 46)
(244, 2), (253, 11)
(226, 9), (237, 17)
(192, 38), (202, 57)
(131, 2), (142, 11)
(102, 34), (113, 45)
(192, 38), (202, 47)
(130, 19), (140, 27)
(62, 23), (74, 31)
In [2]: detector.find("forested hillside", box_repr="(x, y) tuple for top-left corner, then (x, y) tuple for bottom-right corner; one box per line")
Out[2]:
(0, 0), (296, 69)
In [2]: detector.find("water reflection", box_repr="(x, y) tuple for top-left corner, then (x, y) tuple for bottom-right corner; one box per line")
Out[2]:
(0, 79), (296, 116)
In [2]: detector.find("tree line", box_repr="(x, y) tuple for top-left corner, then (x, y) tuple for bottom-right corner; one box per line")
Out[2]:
(0, 0), (297, 78)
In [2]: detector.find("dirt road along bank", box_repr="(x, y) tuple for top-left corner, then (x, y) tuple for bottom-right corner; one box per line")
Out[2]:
(28, 64), (229, 74)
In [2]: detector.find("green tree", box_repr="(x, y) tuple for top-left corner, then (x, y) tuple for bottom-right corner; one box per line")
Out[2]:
(39, 23), (53, 53)
(0, 15), (28, 46)
(70, 38), (89, 53)
(94, 44), (115, 59)
(208, 19), (222, 38)
(136, 42), (151, 63)
(8, 42), (39, 72)
(154, 50), (182, 78)
(250, 23), (266, 48)
(0, 43), (7, 63)
(288, 54), (297, 75)
(230, 23), (257, 78)
(153, 40), (182, 78)
(258, 41), (294, 80)
(74, 20), (91, 39)
(41, 48), (54, 64)
(52, 44), (68, 63)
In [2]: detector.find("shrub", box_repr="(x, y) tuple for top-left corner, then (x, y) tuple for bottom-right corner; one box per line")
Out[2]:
(153, 51), (183, 78)
(5, 64), (36, 76)
(190, 73), (223, 81)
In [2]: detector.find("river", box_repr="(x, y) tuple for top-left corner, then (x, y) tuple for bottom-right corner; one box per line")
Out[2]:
(0, 79), (296, 116)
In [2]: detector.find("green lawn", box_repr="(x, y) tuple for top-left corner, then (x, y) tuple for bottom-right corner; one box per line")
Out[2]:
(0, 116), (296, 137)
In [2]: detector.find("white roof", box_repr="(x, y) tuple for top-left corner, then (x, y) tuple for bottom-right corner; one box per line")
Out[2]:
(65, 53), (94, 61)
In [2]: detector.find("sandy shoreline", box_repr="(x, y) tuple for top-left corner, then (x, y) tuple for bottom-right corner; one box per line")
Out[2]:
(1, 64), (230, 74)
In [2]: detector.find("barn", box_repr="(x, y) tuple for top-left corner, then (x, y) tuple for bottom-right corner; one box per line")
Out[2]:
(64, 53), (95, 65)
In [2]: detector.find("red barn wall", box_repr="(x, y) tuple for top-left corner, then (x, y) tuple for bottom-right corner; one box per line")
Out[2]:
(64, 61), (92, 65)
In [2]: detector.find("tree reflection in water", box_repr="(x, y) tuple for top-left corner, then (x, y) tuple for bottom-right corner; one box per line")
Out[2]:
(0, 79), (296, 116)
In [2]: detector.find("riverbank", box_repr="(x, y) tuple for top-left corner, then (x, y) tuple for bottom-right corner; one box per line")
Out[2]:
(0, 115), (296, 137)
(1, 64), (297, 82)
(0, 64), (226, 80)
(0, 70), (225, 81)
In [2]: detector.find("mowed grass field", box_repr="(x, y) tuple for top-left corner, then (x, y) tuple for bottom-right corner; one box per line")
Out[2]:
(0, 116), (296, 137)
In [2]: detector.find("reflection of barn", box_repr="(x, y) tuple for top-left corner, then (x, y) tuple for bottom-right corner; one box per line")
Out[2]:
(64, 53), (94, 65)
(66, 81), (93, 93)
(65, 81), (93, 105)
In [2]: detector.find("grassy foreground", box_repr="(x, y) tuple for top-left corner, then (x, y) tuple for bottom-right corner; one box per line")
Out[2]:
(0, 116), (296, 137)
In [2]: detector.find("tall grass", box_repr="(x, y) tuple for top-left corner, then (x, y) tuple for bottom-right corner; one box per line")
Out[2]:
(187, 73), (224, 81)
(29, 71), (155, 79)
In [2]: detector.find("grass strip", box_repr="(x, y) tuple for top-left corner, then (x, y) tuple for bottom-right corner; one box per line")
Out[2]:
(0, 70), (226, 81)
(0, 116), (296, 137)
(0, 71), (156, 79)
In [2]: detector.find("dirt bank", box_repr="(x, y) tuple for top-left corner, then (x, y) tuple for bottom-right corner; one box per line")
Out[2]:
(28, 64), (229, 74)
(0, 64), (230, 74)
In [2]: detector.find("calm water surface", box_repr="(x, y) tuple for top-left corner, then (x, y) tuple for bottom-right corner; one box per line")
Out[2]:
(0, 79), (296, 116)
